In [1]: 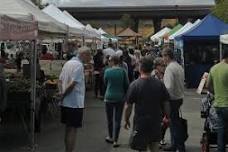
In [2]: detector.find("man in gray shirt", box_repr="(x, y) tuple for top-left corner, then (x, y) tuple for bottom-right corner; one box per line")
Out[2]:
(162, 48), (185, 152)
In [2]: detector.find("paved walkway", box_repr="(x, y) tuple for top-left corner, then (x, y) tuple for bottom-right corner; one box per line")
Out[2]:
(0, 90), (214, 152)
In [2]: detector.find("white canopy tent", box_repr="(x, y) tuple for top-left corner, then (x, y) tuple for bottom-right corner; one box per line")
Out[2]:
(63, 10), (85, 27)
(0, 0), (67, 37)
(98, 28), (107, 35)
(173, 19), (202, 66)
(174, 19), (201, 49)
(220, 34), (228, 44)
(85, 24), (101, 39)
(174, 19), (201, 41)
(42, 4), (83, 36)
(220, 34), (228, 60)
(169, 22), (193, 40)
(150, 27), (171, 41)
(98, 28), (118, 43)
(62, 10), (99, 39)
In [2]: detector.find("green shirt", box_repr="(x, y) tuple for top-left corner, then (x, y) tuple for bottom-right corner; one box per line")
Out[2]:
(104, 67), (129, 102)
(209, 62), (228, 107)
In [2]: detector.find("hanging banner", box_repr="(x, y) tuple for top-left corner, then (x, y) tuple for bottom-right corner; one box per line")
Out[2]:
(0, 15), (38, 41)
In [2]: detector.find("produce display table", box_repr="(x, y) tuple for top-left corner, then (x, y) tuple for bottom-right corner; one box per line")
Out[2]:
(6, 91), (31, 137)
(43, 81), (59, 118)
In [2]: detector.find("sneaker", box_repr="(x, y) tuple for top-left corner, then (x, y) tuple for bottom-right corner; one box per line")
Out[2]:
(105, 137), (113, 144)
(113, 142), (120, 148)
(160, 139), (166, 145)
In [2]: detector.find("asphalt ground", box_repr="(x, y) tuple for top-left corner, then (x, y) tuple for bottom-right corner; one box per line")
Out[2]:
(0, 90), (219, 152)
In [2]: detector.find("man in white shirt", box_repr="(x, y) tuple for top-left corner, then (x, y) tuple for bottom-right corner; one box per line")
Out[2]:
(103, 43), (115, 58)
(58, 46), (91, 152)
(162, 48), (185, 152)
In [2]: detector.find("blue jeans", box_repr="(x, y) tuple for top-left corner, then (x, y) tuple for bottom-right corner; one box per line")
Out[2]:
(170, 99), (185, 152)
(215, 107), (228, 152)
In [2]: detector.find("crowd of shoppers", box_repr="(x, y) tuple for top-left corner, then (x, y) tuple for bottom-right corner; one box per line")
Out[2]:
(57, 42), (227, 152)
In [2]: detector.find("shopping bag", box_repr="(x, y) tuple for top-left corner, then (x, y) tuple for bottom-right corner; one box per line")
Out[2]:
(179, 117), (189, 142)
(177, 110), (189, 142)
(129, 129), (147, 151)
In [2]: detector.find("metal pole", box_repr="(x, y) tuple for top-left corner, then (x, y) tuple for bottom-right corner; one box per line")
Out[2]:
(30, 40), (37, 152)
(82, 36), (85, 46)
(220, 42), (223, 61)
(65, 26), (70, 52)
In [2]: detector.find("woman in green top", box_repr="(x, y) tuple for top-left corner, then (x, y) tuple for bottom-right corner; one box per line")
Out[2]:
(104, 55), (129, 147)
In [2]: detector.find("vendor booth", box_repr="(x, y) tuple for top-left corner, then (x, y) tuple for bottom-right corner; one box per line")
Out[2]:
(117, 27), (142, 45)
(178, 14), (228, 88)
(150, 27), (171, 43)
(0, 0), (68, 37)
(169, 22), (193, 40)
(0, 0), (71, 150)
(171, 20), (201, 65)
(0, 13), (38, 150)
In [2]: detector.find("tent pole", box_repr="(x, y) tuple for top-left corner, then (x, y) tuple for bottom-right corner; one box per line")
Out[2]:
(64, 26), (69, 53)
(220, 42), (222, 61)
(82, 36), (85, 46)
(30, 40), (37, 152)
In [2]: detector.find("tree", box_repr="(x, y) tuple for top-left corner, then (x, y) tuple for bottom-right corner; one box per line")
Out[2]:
(120, 14), (134, 29)
(213, 0), (228, 23)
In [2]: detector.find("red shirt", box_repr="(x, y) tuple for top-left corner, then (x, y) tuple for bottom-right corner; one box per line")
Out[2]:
(40, 53), (54, 60)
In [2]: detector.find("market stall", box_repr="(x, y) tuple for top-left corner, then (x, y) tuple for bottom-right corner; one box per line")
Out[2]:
(177, 14), (228, 88)
(150, 27), (171, 42)
(0, 0), (67, 37)
(0, 13), (38, 151)
(0, 0), (73, 150)
(150, 27), (171, 46)
(169, 22), (193, 40)
(167, 22), (193, 64)
(163, 24), (183, 43)
(117, 27), (141, 45)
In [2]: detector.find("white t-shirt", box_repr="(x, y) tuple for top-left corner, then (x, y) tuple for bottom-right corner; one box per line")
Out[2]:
(21, 59), (29, 67)
(164, 61), (185, 100)
(103, 47), (115, 57)
(59, 57), (85, 108)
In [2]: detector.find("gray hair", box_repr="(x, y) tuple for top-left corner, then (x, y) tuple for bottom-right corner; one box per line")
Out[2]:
(154, 57), (164, 67)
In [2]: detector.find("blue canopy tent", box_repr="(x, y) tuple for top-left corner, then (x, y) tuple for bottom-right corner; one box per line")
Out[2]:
(176, 14), (228, 88)
(182, 14), (228, 40)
